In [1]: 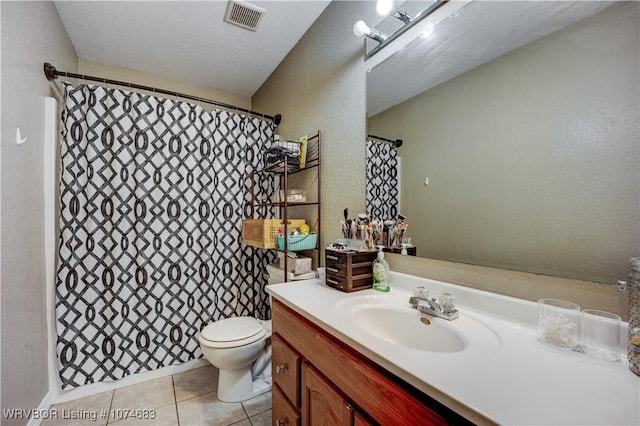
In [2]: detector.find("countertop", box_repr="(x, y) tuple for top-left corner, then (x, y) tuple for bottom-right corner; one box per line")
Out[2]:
(266, 271), (639, 425)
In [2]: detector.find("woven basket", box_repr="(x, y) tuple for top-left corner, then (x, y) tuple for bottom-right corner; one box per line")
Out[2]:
(242, 219), (305, 248)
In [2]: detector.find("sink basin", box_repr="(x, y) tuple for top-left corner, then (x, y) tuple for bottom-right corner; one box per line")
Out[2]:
(336, 293), (500, 355)
(352, 306), (466, 352)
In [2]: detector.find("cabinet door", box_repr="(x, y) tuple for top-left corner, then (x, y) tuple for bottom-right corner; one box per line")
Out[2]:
(302, 362), (352, 426)
(273, 383), (301, 426)
(353, 411), (374, 426)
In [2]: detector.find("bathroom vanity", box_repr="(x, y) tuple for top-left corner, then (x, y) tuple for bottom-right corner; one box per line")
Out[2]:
(271, 298), (458, 425)
(267, 272), (639, 425)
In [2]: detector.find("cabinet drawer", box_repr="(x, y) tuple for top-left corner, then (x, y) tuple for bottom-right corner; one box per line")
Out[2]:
(324, 256), (345, 276)
(326, 259), (375, 278)
(272, 333), (301, 407)
(326, 273), (373, 292)
(325, 250), (377, 278)
(273, 383), (300, 426)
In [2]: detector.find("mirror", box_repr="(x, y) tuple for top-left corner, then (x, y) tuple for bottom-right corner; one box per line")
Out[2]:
(366, 1), (639, 283)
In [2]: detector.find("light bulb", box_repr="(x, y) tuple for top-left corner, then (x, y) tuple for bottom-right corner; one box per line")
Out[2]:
(420, 22), (434, 39)
(353, 20), (371, 37)
(376, 0), (394, 16)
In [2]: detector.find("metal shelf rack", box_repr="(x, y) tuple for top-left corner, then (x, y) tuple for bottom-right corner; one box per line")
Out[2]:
(247, 131), (321, 282)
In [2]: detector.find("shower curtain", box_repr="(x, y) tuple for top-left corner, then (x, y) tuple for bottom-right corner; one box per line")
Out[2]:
(55, 82), (276, 389)
(366, 139), (399, 221)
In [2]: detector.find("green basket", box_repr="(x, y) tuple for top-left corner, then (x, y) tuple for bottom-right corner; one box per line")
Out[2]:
(277, 233), (317, 251)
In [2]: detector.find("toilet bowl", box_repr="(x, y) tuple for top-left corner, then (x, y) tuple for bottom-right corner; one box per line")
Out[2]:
(198, 316), (272, 403)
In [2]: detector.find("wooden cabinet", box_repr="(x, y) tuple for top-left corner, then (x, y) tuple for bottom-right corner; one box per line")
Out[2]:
(302, 363), (352, 425)
(272, 299), (461, 426)
(273, 384), (300, 426)
(272, 334), (301, 407)
(272, 333), (302, 425)
(353, 411), (374, 426)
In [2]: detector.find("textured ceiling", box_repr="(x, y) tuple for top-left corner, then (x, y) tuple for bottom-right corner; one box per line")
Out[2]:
(54, 1), (331, 97)
(367, 1), (614, 116)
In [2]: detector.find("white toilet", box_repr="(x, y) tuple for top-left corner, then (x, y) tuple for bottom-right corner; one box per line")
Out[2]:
(198, 316), (272, 402)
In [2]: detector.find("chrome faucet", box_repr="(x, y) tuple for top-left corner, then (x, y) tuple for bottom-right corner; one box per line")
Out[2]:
(409, 287), (459, 320)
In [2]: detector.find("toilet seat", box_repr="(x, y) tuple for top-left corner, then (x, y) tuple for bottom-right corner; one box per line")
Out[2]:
(199, 317), (268, 349)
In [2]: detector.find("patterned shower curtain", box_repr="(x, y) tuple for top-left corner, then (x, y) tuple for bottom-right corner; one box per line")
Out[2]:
(366, 139), (399, 221)
(55, 82), (276, 389)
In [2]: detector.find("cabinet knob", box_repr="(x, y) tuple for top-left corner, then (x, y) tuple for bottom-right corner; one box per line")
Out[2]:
(275, 418), (286, 426)
(275, 364), (287, 373)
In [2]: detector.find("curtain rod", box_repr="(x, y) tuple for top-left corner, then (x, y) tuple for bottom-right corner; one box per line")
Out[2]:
(44, 62), (282, 126)
(367, 134), (403, 148)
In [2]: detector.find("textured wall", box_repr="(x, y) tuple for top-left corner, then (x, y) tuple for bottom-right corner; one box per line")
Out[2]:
(252, 1), (369, 243)
(368, 3), (640, 284)
(78, 58), (251, 111)
(1, 1), (78, 421)
(253, 1), (633, 314)
(251, 0), (456, 248)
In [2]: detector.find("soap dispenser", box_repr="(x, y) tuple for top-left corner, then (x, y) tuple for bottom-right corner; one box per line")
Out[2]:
(372, 246), (390, 292)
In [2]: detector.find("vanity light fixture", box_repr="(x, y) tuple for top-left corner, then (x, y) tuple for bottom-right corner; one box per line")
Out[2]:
(353, 20), (388, 43)
(376, 0), (413, 24)
(356, 0), (447, 57)
(420, 22), (435, 39)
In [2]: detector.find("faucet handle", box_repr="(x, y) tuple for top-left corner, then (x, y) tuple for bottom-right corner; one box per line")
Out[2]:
(413, 286), (429, 300)
(440, 293), (456, 314)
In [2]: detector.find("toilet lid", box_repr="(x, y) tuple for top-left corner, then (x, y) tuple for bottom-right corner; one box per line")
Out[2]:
(200, 317), (265, 343)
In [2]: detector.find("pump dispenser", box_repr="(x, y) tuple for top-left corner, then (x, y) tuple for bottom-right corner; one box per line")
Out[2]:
(372, 247), (390, 292)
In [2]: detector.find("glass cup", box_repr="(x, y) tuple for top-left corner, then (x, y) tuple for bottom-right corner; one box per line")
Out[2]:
(537, 299), (581, 350)
(580, 309), (621, 362)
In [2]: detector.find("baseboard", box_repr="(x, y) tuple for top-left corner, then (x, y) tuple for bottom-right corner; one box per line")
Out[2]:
(26, 391), (52, 426)
(49, 358), (208, 405)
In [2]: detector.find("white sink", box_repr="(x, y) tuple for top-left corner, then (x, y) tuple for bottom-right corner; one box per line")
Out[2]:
(352, 306), (466, 352)
(336, 293), (500, 355)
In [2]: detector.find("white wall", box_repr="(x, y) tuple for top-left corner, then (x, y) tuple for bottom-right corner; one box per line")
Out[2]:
(1, 1), (78, 422)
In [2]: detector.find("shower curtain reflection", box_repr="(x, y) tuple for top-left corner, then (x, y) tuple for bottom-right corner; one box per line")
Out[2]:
(366, 138), (399, 221)
(55, 82), (276, 389)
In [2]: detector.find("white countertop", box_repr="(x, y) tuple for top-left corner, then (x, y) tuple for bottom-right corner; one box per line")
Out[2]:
(266, 271), (639, 425)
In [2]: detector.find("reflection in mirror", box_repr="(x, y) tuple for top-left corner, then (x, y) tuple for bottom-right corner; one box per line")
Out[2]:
(365, 135), (400, 218)
(366, 1), (639, 283)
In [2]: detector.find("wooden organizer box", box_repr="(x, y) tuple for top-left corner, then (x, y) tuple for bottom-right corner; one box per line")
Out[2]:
(325, 249), (378, 292)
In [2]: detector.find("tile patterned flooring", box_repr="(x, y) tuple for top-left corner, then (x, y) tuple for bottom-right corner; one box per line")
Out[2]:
(42, 366), (272, 426)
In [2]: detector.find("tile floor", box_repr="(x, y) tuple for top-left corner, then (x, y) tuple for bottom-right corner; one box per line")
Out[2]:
(42, 365), (272, 426)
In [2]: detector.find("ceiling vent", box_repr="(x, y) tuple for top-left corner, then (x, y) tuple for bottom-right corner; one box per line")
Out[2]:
(224, 0), (266, 31)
